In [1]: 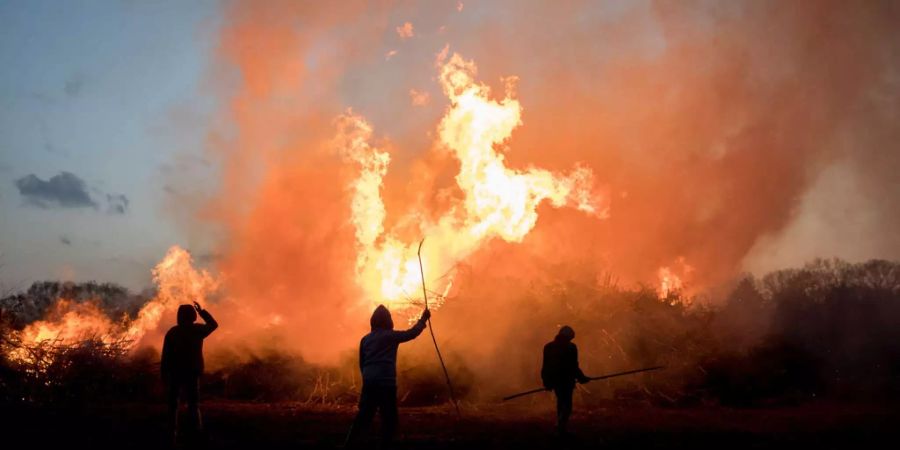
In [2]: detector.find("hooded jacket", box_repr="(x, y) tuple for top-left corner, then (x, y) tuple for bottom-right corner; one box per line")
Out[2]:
(359, 305), (427, 386)
(541, 328), (588, 389)
(161, 305), (218, 378)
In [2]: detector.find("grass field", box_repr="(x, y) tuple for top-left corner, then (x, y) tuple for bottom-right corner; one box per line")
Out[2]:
(4, 400), (896, 449)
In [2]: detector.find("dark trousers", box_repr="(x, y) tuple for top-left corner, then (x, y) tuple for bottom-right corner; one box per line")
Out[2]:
(166, 374), (200, 434)
(345, 384), (398, 447)
(554, 386), (574, 434)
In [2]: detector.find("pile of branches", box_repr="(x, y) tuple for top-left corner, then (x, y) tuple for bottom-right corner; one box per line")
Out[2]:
(202, 348), (362, 405)
(0, 326), (160, 406)
(447, 258), (900, 407)
(1, 258), (897, 408)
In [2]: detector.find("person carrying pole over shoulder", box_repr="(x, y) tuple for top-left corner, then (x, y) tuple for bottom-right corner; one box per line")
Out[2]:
(541, 325), (590, 437)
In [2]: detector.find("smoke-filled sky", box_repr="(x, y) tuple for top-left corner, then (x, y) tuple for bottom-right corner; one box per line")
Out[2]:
(1, 0), (898, 303)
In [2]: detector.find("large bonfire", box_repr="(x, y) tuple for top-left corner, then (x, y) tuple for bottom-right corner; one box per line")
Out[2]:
(5, 51), (700, 362)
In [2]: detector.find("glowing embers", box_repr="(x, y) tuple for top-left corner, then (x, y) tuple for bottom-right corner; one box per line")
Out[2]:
(657, 258), (693, 301)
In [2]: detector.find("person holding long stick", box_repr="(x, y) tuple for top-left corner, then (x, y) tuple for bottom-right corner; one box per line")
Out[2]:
(417, 239), (461, 417)
(345, 304), (431, 448)
(541, 325), (590, 437)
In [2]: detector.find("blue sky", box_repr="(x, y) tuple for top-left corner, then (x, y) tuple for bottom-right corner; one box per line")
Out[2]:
(0, 0), (220, 290)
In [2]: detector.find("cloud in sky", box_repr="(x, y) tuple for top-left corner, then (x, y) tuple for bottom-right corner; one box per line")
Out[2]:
(15, 172), (96, 208)
(14, 171), (128, 214)
(106, 194), (129, 214)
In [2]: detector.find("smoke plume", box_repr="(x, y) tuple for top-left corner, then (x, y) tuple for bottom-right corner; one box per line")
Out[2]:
(187, 0), (899, 368)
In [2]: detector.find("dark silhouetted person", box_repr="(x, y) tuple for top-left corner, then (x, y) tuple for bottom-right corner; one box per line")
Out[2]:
(345, 305), (430, 448)
(541, 325), (589, 436)
(161, 301), (218, 442)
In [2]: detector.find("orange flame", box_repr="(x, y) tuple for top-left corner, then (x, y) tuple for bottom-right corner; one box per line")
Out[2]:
(657, 267), (683, 299)
(17, 300), (120, 348)
(657, 257), (694, 300)
(338, 52), (606, 315)
(8, 245), (218, 364)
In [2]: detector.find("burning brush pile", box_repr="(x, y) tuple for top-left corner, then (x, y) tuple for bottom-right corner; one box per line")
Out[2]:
(3, 1), (900, 410)
(0, 246), (216, 404)
(2, 253), (899, 408)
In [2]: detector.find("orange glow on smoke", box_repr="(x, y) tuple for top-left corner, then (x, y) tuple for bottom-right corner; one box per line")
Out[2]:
(16, 1), (883, 365)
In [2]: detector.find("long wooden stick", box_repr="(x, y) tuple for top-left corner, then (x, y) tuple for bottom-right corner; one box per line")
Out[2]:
(502, 366), (666, 401)
(502, 387), (548, 402)
(586, 365), (665, 382)
(418, 239), (461, 418)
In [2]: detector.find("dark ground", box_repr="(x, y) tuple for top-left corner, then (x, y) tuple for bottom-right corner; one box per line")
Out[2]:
(2, 400), (897, 449)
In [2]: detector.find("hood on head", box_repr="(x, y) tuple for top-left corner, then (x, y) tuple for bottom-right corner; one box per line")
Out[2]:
(370, 304), (394, 330)
(177, 304), (197, 326)
(556, 325), (575, 341)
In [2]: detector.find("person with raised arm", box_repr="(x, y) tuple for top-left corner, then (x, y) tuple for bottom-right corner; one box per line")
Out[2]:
(345, 305), (430, 448)
(161, 301), (218, 443)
